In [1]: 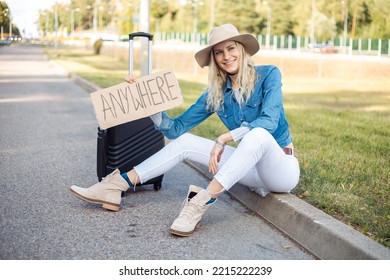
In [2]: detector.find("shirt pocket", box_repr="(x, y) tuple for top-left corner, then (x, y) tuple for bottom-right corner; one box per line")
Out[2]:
(243, 95), (263, 122)
(217, 108), (236, 130)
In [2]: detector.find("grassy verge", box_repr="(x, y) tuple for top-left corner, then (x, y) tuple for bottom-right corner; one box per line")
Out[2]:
(286, 92), (389, 246)
(45, 45), (390, 248)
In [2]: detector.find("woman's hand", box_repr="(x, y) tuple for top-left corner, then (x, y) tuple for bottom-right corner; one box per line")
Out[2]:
(209, 133), (233, 174)
(209, 140), (225, 175)
(209, 133), (232, 175)
(125, 74), (137, 84)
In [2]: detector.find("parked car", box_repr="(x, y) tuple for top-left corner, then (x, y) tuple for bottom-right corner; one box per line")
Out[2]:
(308, 43), (335, 54)
(0, 39), (11, 46)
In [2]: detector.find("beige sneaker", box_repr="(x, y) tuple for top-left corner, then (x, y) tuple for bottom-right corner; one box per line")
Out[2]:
(170, 185), (216, 237)
(69, 169), (129, 211)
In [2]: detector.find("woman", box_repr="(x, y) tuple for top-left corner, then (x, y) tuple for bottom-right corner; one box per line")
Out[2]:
(70, 23), (300, 237)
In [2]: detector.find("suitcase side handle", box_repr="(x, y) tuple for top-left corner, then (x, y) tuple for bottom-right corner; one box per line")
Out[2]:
(129, 32), (153, 41)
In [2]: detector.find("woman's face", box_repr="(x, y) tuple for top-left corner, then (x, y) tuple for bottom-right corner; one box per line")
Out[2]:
(212, 40), (240, 75)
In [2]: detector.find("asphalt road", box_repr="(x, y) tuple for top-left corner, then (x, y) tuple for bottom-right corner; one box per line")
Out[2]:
(0, 44), (314, 260)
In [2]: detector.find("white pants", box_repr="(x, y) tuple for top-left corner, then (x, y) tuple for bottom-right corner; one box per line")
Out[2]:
(134, 128), (300, 197)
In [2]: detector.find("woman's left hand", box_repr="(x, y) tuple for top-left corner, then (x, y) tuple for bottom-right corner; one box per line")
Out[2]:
(125, 74), (137, 84)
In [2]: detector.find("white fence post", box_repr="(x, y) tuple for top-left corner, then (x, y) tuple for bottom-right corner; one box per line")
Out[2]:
(257, 35), (262, 50)
(368, 38), (371, 52)
(288, 35), (292, 50)
(266, 34), (270, 49)
(304, 36), (308, 50)
(273, 35), (278, 51)
(349, 38), (353, 55)
(297, 36), (301, 52)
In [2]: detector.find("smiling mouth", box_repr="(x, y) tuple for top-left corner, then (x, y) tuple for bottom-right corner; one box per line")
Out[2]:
(223, 60), (235, 65)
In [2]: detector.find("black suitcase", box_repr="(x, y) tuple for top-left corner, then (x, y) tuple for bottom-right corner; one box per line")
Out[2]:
(96, 32), (164, 191)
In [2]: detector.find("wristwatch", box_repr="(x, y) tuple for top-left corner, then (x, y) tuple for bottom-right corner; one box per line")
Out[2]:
(215, 139), (225, 148)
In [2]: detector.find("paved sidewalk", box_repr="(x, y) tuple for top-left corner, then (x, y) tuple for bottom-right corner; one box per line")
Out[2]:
(0, 44), (314, 260)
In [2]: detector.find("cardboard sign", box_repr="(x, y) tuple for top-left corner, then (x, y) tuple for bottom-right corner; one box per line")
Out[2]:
(90, 69), (183, 129)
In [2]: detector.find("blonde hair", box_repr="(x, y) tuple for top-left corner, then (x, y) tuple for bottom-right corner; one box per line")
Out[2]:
(206, 42), (257, 112)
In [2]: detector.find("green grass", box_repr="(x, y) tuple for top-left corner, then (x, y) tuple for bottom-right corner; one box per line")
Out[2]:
(285, 92), (389, 246)
(46, 45), (390, 248)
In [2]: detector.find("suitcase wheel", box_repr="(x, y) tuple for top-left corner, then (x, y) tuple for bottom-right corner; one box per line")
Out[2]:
(153, 182), (162, 191)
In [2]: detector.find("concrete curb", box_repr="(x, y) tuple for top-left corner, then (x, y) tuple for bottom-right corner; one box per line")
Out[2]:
(66, 67), (389, 260)
(67, 71), (101, 93)
(186, 160), (390, 260)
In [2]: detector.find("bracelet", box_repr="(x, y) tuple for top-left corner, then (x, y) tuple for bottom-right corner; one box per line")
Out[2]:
(215, 139), (225, 148)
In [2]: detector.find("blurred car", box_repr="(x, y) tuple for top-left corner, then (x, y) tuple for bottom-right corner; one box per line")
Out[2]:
(308, 43), (335, 54)
(0, 38), (11, 46)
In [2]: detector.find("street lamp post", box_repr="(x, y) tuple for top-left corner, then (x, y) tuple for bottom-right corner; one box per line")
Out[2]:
(7, 9), (12, 39)
(311, 0), (316, 44)
(71, 10), (74, 40)
(210, 0), (215, 29)
(93, 0), (98, 33)
(9, 12), (12, 39)
(191, 0), (204, 43)
(45, 12), (49, 45)
(54, 6), (58, 51)
(193, 1), (197, 40)
(342, 0), (348, 49)
(263, 1), (272, 49)
(71, 8), (80, 41)
(98, 6), (104, 30)
(139, 0), (150, 76)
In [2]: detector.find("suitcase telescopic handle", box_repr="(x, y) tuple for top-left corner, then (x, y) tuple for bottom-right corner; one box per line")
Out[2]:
(129, 32), (153, 41)
(128, 32), (153, 75)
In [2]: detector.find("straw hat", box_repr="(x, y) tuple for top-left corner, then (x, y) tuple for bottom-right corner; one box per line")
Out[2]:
(194, 23), (260, 68)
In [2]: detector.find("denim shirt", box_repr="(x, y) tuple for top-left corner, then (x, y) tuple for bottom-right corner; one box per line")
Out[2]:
(156, 65), (292, 148)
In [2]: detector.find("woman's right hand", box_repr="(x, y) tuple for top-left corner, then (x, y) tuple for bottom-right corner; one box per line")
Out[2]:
(125, 74), (137, 84)
(209, 143), (225, 175)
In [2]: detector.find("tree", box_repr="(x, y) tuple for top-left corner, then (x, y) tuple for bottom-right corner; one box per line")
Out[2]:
(34, 0), (389, 40)
(0, 1), (11, 32)
(215, 0), (260, 33)
(308, 11), (337, 41)
(151, 0), (170, 32)
(270, 0), (295, 35)
(366, 0), (390, 38)
(0, 1), (20, 36)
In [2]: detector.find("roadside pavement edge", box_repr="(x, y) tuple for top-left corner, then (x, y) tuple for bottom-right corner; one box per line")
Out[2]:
(67, 71), (101, 93)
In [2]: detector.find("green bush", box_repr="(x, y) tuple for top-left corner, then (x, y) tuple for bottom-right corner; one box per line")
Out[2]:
(93, 39), (103, 55)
